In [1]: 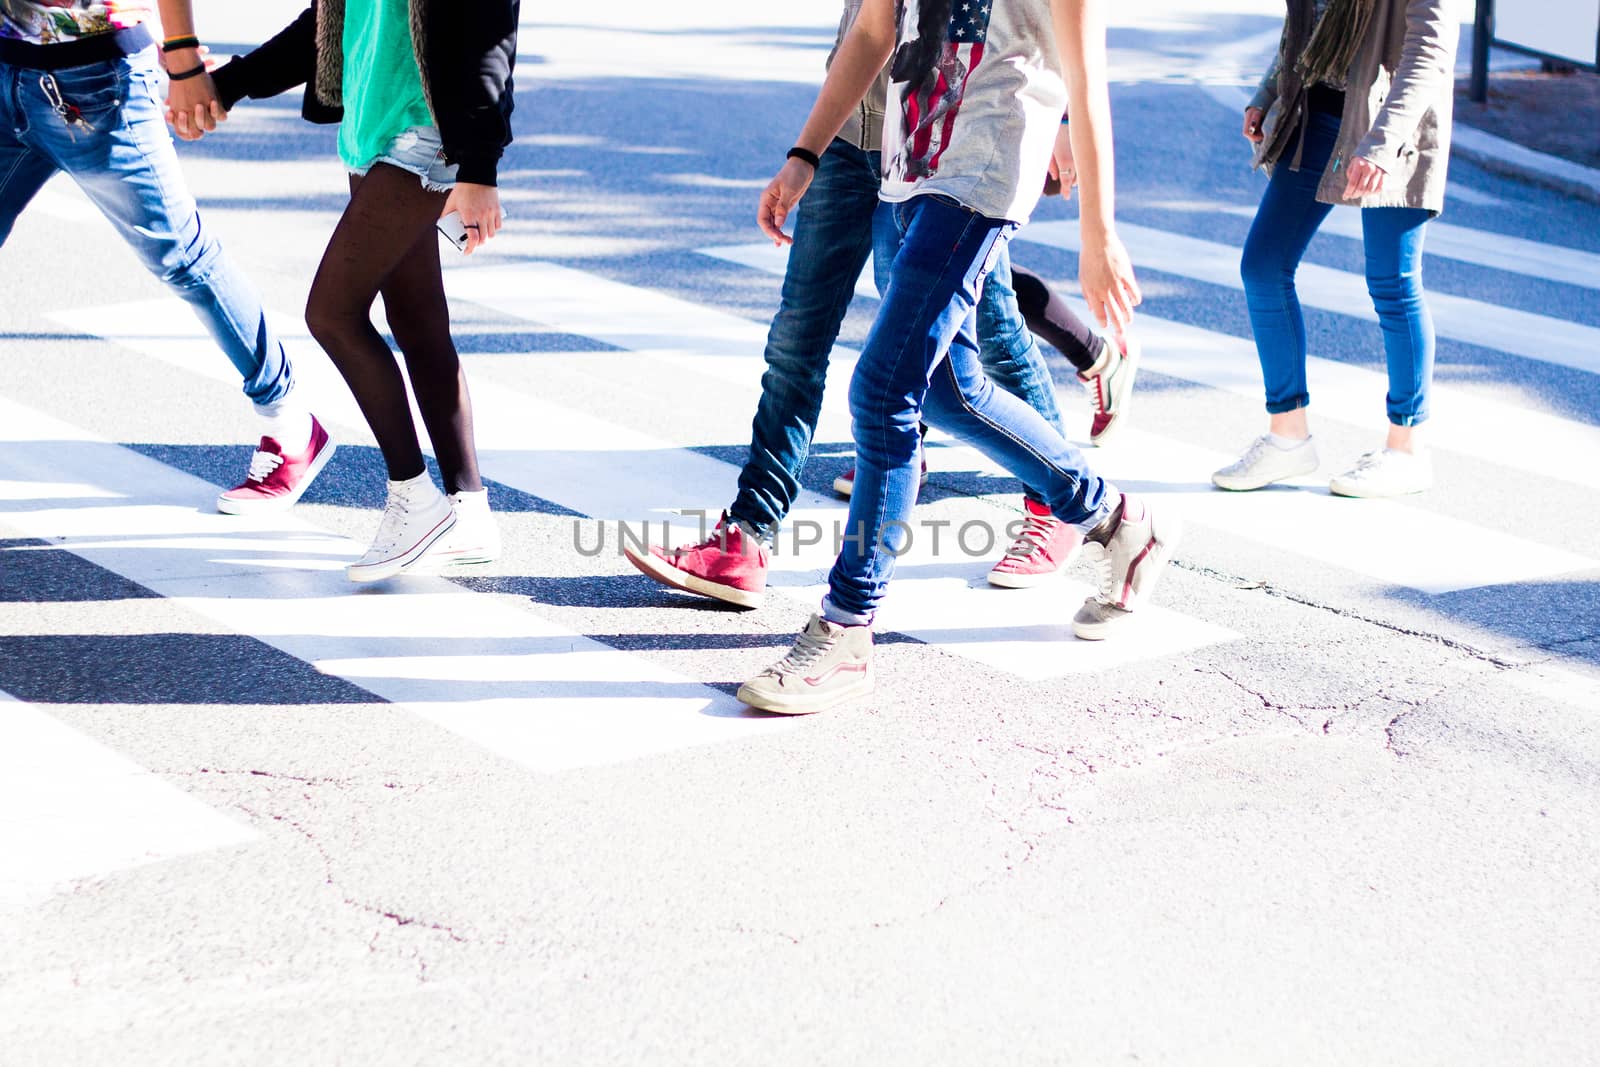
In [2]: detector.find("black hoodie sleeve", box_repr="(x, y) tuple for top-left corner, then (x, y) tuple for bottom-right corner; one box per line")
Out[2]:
(209, 5), (319, 113)
(425, 0), (519, 186)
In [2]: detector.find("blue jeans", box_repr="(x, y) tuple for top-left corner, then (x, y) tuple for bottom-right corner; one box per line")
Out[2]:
(825, 194), (1113, 621)
(1241, 108), (1435, 426)
(729, 137), (1064, 539)
(0, 46), (294, 407)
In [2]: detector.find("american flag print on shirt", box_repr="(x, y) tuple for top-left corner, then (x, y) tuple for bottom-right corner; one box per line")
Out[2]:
(888, 0), (994, 183)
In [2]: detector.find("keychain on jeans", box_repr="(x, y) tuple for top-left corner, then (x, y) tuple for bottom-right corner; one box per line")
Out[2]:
(38, 74), (94, 140)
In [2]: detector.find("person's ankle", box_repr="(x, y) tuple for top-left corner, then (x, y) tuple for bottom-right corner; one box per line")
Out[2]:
(1084, 493), (1126, 546)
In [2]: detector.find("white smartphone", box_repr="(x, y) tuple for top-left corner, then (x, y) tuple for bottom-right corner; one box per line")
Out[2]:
(437, 210), (509, 253)
(437, 210), (471, 252)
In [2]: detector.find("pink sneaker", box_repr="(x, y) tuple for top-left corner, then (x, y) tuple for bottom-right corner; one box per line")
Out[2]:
(217, 416), (335, 515)
(1081, 333), (1140, 446)
(832, 453), (930, 499)
(987, 498), (1084, 588)
(624, 514), (769, 609)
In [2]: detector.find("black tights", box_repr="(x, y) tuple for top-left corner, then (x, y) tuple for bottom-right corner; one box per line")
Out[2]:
(305, 163), (482, 494)
(1010, 263), (1107, 375)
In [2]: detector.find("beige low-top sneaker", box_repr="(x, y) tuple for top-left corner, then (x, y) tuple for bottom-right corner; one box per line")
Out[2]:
(1329, 448), (1433, 498)
(1212, 434), (1320, 491)
(1072, 495), (1181, 641)
(737, 614), (874, 714)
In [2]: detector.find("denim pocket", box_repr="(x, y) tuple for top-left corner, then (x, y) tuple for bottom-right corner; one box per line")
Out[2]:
(41, 62), (126, 117)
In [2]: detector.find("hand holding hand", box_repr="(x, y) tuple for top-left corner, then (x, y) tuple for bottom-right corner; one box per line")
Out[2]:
(1243, 107), (1265, 144)
(1079, 227), (1142, 334)
(757, 158), (815, 246)
(162, 47), (227, 142)
(1343, 155), (1386, 200)
(441, 182), (503, 255)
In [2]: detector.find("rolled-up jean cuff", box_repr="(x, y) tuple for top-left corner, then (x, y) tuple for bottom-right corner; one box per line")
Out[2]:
(1388, 410), (1429, 428)
(1266, 395), (1310, 415)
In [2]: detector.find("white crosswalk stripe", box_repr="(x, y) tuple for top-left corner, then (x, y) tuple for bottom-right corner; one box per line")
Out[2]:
(1018, 220), (1600, 376)
(8, 194), (1599, 780)
(699, 240), (1600, 495)
(42, 292), (1241, 679)
(0, 398), (792, 775)
(0, 690), (257, 910)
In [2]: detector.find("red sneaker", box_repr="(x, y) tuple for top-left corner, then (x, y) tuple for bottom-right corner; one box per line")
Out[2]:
(624, 514), (769, 609)
(217, 416), (335, 515)
(1080, 332), (1141, 446)
(987, 497), (1084, 588)
(832, 452), (930, 499)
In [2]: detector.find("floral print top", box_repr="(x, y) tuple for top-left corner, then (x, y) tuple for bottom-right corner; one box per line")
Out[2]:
(0, 1), (151, 45)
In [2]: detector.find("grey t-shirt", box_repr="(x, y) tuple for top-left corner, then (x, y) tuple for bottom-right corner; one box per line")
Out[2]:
(830, 0), (890, 153)
(879, 0), (1064, 223)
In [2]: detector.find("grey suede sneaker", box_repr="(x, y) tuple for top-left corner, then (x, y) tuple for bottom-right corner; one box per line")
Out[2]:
(1071, 495), (1180, 640)
(737, 614), (874, 714)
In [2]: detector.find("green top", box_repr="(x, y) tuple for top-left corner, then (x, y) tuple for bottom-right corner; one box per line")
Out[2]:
(336, 0), (435, 172)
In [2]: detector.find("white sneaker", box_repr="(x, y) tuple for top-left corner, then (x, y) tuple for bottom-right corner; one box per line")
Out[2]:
(424, 488), (500, 570)
(1212, 434), (1319, 491)
(346, 474), (456, 583)
(1329, 449), (1433, 498)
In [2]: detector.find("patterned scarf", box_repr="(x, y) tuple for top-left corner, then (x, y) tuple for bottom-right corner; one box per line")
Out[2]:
(1295, 0), (1377, 87)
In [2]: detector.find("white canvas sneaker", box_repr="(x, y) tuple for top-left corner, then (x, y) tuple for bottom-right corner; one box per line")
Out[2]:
(1071, 495), (1181, 640)
(346, 475), (456, 583)
(737, 614), (874, 714)
(1212, 434), (1319, 491)
(1329, 449), (1433, 498)
(425, 488), (501, 570)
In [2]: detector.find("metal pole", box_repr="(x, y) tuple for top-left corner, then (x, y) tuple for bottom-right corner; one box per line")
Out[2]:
(1470, 0), (1493, 103)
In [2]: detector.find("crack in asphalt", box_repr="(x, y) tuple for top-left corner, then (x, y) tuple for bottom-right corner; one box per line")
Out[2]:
(229, 800), (472, 973)
(1176, 560), (1533, 670)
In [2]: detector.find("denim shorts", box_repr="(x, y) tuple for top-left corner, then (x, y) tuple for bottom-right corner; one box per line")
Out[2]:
(348, 125), (457, 191)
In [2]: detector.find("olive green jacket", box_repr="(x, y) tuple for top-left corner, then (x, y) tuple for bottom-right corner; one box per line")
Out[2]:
(1250, 0), (1459, 213)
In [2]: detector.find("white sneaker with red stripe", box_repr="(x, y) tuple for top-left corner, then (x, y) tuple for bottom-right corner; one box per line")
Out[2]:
(736, 614), (874, 714)
(1071, 494), (1180, 640)
(1080, 333), (1140, 446)
(346, 473), (457, 583)
(987, 498), (1084, 588)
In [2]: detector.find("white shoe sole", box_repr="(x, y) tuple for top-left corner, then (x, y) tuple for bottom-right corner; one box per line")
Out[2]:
(346, 512), (457, 583)
(215, 438), (337, 516)
(987, 566), (1062, 589)
(737, 668), (874, 715)
(1087, 336), (1141, 447)
(623, 545), (765, 609)
(1211, 451), (1319, 491)
(1328, 477), (1432, 499)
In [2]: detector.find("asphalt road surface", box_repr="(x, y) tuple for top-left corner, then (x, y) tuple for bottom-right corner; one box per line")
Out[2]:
(2, 2), (1597, 1063)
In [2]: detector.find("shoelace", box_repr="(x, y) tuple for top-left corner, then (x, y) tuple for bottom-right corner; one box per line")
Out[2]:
(1083, 542), (1115, 603)
(1002, 512), (1057, 562)
(773, 627), (834, 676)
(245, 450), (285, 483)
(1229, 435), (1275, 472)
(1347, 450), (1386, 474)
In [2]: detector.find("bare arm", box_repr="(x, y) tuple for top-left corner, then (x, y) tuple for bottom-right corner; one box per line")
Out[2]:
(1050, 0), (1140, 330)
(156, 0), (227, 140)
(757, 0), (896, 244)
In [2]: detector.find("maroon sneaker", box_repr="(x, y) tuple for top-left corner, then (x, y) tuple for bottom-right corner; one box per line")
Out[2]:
(624, 514), (769, 609)
(987, 497), (1085, 588)
(216, 416), (335, 515)
(1080, 332), (1141, 446)
(832, 452), (930, 499)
